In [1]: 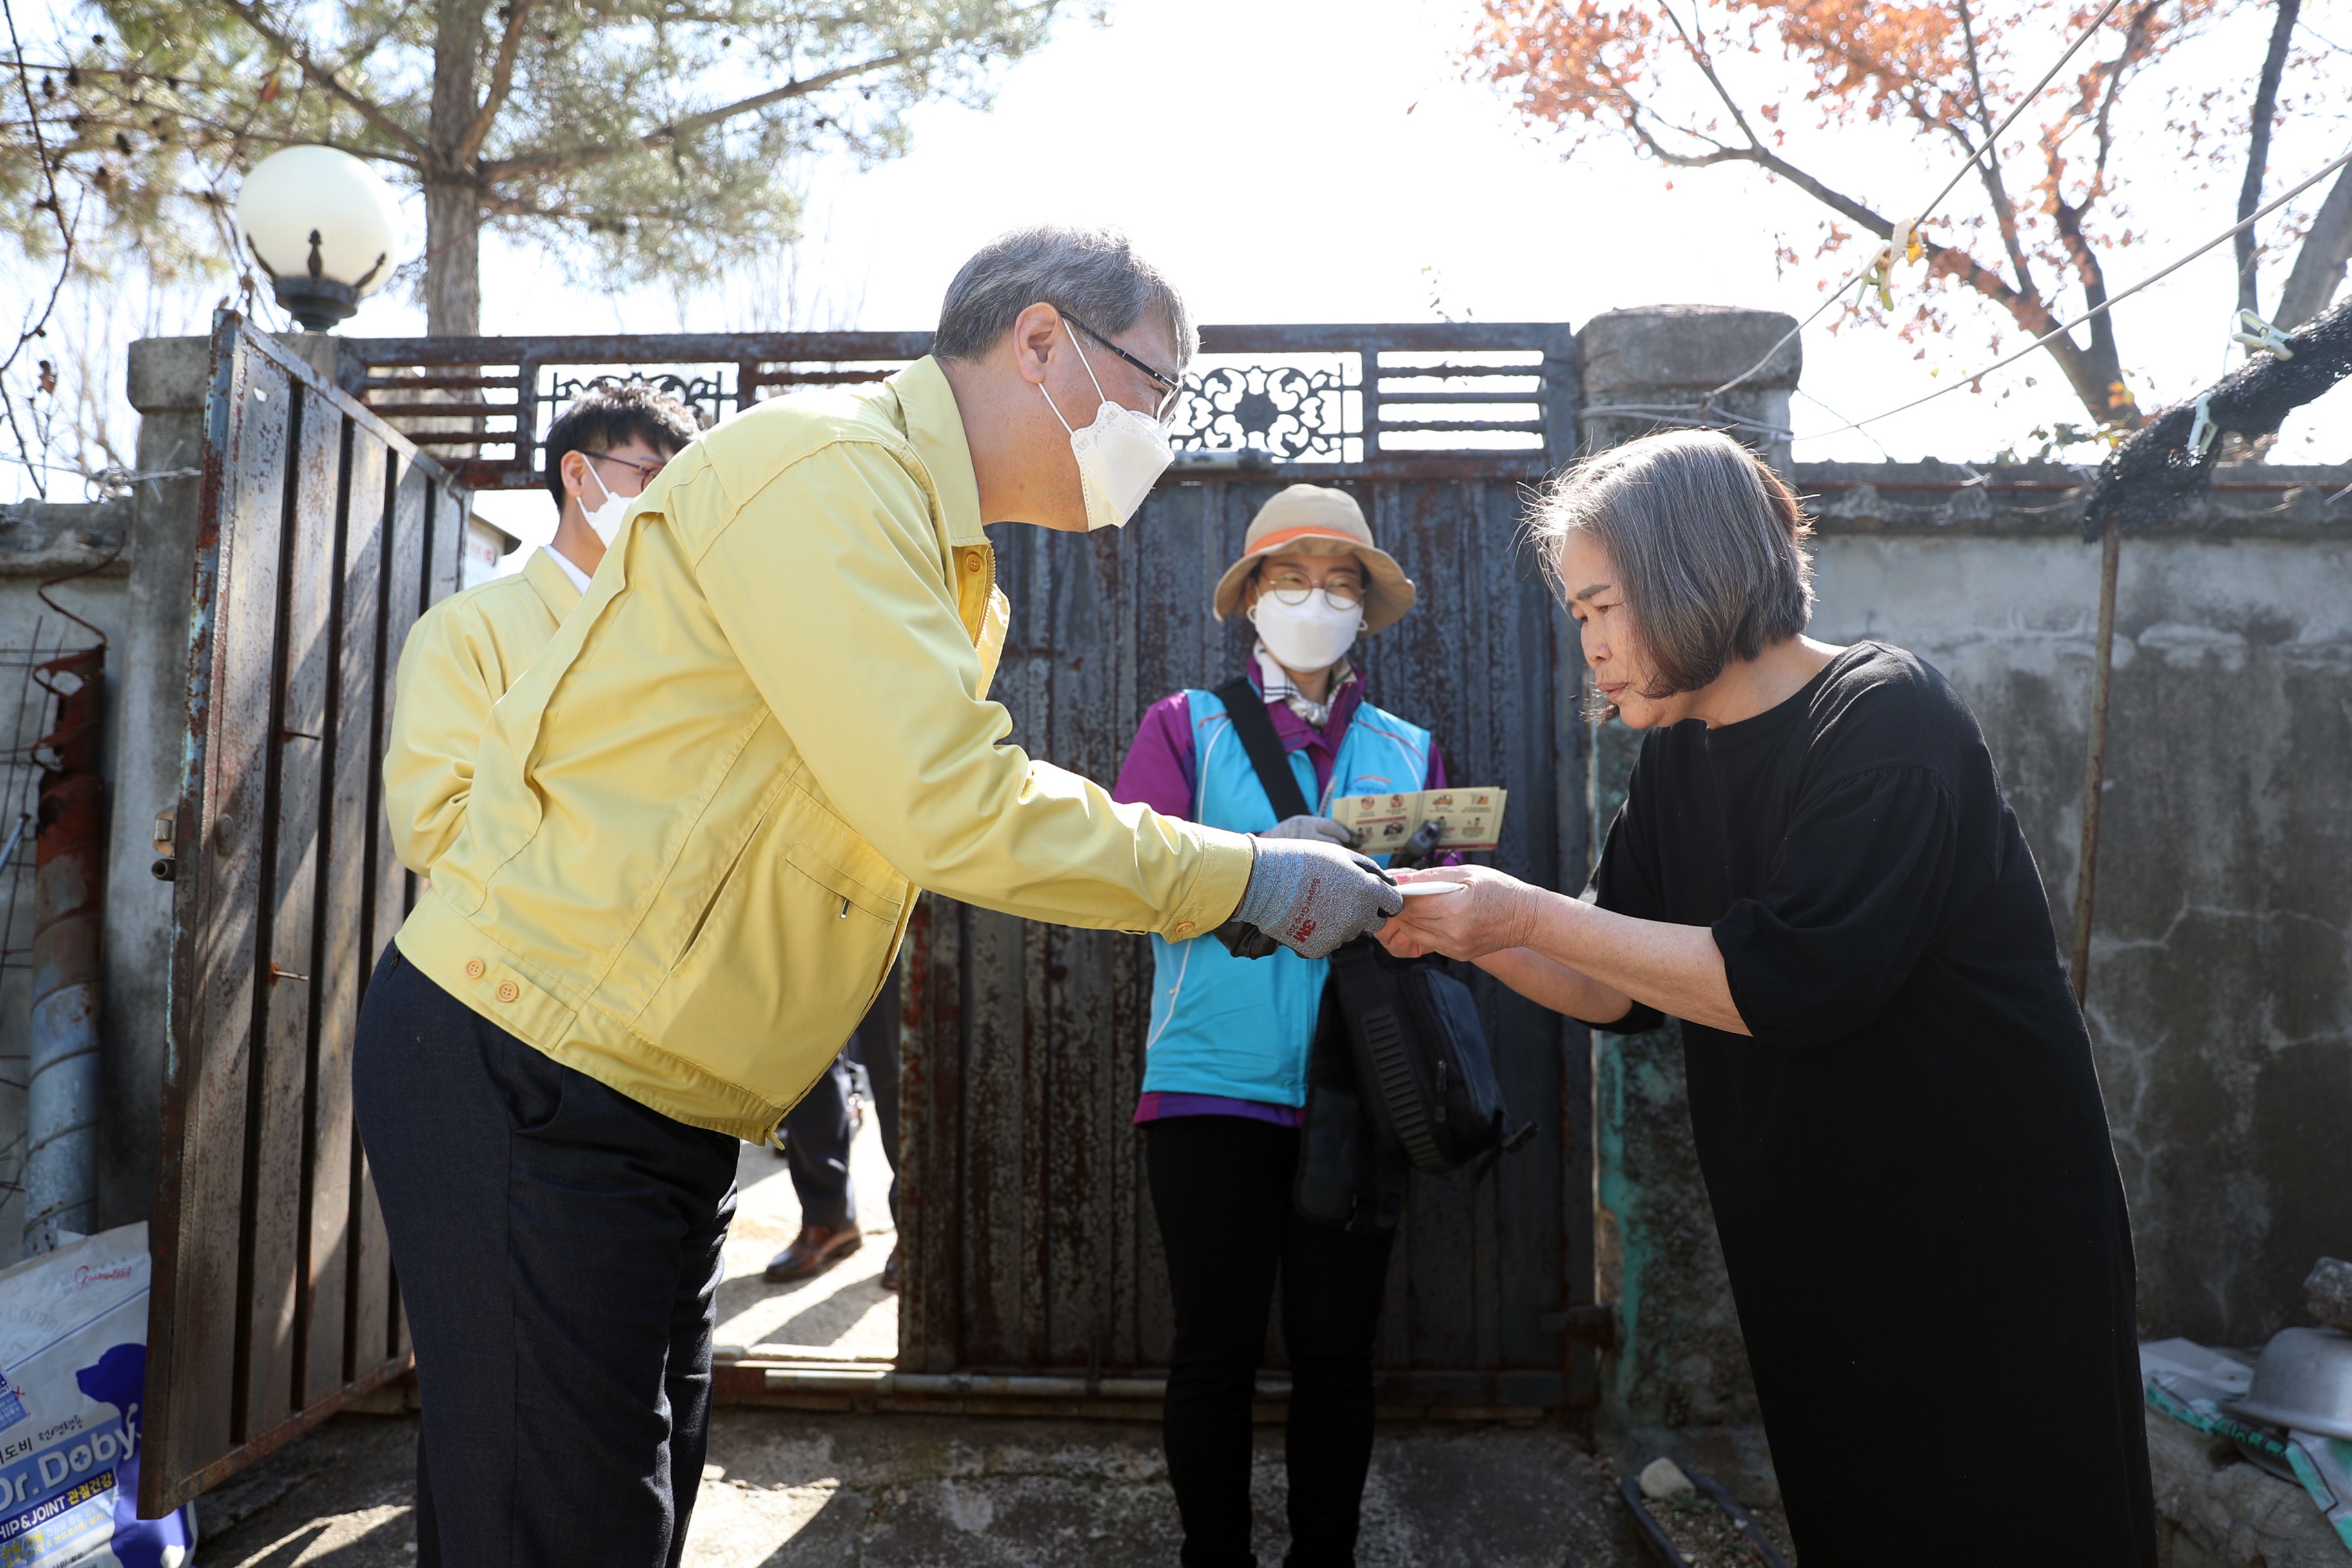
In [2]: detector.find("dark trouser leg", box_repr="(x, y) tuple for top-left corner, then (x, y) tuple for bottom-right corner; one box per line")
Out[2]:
(662, 1174), (735, 1568)
(1147, 1116), (1293, 1568)
(354, 948), (740, 1568)
(782, 1052), (856, 1230)
(848, 980), (899, 1223)
(1279, 1200), (1395, 1567)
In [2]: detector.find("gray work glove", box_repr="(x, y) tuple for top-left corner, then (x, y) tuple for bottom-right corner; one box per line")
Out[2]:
(1215, 836), (1404, 962)
(1258, 814), (1356, 848)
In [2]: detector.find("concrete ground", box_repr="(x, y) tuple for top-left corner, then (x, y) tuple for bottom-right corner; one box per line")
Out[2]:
(194, 1408), (1649, 1567)
(193, 1119), (1665, 1565)
(713, 1093), (903, 1363)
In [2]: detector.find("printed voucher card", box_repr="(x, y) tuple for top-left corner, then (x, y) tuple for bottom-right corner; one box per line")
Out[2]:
(1329, 788), (1507, 852)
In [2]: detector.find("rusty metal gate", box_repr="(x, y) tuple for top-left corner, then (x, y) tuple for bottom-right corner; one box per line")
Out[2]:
(344, 321), (1597, 1409)
(886, 326), (1595, 1406)
(142, 313), (466, 1514)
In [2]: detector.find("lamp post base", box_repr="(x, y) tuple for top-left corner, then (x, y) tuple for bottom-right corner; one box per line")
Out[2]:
(271, 274), (358, 333)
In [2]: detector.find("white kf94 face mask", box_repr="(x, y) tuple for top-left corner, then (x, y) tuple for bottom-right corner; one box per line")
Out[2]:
(1037, 322), (1175, 530)
(1250, 591), (1364, 673)
(579, 459), (632, 547)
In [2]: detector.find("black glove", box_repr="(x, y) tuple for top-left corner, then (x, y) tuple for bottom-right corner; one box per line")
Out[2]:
(1384, 819), (1445, 871)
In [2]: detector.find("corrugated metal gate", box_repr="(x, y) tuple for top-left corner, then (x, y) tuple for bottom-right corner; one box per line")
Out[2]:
(142, 313), (467, 1514)
(891, 329), (1597, 1407)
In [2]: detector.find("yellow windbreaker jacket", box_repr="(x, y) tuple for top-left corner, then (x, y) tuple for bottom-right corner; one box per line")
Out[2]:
(382, 546), (582, 876)
(392, 357), (1255, 1140)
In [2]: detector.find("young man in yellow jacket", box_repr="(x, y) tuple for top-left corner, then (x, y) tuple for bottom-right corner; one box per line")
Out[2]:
(383, 382), (700, 877)
(353, 226), (1403, 1568)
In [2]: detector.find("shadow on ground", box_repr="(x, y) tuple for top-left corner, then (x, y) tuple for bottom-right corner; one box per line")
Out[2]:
(195, 1409), (1649, 1567)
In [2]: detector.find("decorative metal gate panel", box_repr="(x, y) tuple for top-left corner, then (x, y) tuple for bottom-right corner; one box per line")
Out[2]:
(142, 313), (466, 1514)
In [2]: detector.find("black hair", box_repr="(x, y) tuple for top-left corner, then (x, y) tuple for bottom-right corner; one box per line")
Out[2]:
(542, 380), (703, 511)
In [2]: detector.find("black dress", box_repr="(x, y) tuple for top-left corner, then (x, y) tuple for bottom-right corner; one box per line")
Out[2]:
(1589, 642), (2155, 1566)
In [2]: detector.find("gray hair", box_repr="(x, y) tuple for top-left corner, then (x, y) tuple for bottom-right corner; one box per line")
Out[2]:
(1531, 430), (1814, 697)
(932, 226), (1197, 364)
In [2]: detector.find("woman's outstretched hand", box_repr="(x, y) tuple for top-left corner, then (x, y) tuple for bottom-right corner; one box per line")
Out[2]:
(1374, 866), (1537, 962)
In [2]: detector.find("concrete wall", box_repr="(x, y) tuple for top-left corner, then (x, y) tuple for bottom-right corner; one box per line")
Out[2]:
(1811, 473), (2352, 1349)
(1594, 458), (2352, 1431)
(0, 500), (131, 1250)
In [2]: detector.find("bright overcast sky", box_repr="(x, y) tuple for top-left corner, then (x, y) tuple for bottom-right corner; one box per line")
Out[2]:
(10, 0), (2349, 533)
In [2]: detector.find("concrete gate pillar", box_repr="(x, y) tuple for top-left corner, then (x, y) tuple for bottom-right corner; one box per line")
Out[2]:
(1571, 304), (1801, 1465)
(1578, 304), (1802, 471)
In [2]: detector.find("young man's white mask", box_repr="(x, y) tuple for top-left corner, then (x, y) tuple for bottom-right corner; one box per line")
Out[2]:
(1037, 321), (1175, 531)
(578, 458), (632, 547)
(1250, 589), (1364, 673)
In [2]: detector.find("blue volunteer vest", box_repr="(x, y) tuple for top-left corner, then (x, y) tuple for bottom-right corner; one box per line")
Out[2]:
(1142, 687), (1435, 1106)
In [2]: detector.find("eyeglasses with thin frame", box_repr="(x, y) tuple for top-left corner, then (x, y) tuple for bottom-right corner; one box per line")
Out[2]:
(585, 449), (667, 484)
(1060, 309), (1186, 424)
(1261, 562), (1365, 609)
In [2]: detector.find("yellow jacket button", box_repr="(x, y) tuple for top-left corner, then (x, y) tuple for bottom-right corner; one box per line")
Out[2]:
(496, 980), (520, 1003)
(965, 554), (983, 573)
(1174, 921), (1195, 936)
(465, 958), (485, 979)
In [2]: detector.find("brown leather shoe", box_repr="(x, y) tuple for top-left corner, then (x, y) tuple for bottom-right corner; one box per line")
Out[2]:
(763, 1223), (861, 1282)
(879, 1245), (901, 1292)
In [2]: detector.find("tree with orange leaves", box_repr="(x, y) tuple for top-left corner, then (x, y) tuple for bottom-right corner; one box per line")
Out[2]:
(1467, 0), (2352, 431)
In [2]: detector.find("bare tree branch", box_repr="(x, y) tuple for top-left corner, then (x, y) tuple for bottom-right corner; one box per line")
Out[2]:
(2276, 153), (2352, 326)
(216, 0), (426, 155)
(2235, 0), (2301, 313)
(1955, 0), (2043, 299)
(484, 48), (914, 180)
(455, 0), (532, 166)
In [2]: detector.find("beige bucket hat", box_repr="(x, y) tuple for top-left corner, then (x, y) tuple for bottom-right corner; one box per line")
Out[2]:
(1211, 485), (1417, 634)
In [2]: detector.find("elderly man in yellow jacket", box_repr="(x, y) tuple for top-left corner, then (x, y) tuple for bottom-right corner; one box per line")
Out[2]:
(384, 380), (699, 876)
(352, 226), (1402, 1568)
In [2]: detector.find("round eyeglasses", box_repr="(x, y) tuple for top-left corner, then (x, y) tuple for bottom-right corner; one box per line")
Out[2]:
(1260, 566), (1365, 609)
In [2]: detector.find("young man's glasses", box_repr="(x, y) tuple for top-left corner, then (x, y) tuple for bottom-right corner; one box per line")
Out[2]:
(1261, 564), (1365, 609)
(1061, 309), (1186, 424)
(586, 450), (667, 484)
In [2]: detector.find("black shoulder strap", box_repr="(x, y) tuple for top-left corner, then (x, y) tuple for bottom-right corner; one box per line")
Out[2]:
(1213, 676), (1313, 822)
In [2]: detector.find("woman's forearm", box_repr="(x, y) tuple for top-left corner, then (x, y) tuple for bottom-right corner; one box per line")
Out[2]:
(1517, 890), (1750, 1035)
(1472, 946), (1634, 1025)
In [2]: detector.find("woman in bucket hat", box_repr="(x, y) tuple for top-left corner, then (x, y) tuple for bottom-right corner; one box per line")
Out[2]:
(1111, 482), (1446, 1567)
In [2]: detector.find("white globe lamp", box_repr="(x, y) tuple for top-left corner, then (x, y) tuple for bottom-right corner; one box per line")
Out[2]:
(236, 146), (403, 332)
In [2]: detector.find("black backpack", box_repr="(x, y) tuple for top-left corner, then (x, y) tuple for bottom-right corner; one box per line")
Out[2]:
(1210, 679), (1533, 1215)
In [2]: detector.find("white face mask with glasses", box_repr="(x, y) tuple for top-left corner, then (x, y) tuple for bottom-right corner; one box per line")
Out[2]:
(1248, 570), (1366, 672)
(578, 459), (633, 546)
(1037, 320), (1177, 531)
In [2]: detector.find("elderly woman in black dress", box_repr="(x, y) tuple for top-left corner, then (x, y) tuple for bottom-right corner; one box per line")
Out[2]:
(1381, 430), (2156, 1565)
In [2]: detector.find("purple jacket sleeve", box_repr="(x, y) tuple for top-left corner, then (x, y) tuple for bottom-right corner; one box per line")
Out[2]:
(1113, 692), (1197, 819)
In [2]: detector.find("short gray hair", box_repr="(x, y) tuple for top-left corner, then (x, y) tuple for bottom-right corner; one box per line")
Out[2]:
(1531, 430), (1814, 697)
(932, 226), (1196, 364)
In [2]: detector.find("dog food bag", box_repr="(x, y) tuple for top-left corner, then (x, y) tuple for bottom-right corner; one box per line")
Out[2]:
(0, 1223), (195, 1567)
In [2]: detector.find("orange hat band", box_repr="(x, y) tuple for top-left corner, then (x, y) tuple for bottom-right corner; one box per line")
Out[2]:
(1244, 524), (1370, 556)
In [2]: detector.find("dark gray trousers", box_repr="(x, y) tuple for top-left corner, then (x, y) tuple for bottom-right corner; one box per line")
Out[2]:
(782, 977), (901, 1228)
(353, 947), (739, 1568)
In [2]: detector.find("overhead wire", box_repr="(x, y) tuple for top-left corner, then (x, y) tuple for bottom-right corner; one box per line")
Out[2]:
(1703, 0), (2133, 404)
(1799, 146), (2352, 438)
